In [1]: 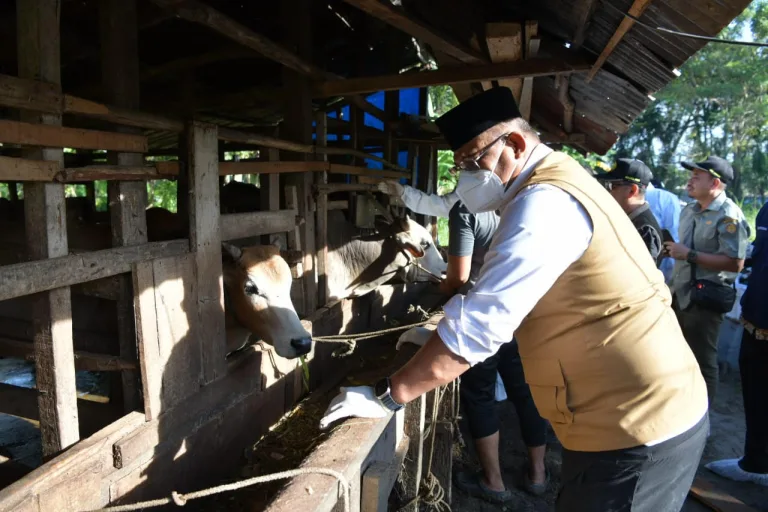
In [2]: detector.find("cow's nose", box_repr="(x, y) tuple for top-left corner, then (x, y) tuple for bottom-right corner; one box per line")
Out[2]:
(290, 336), (312, 356)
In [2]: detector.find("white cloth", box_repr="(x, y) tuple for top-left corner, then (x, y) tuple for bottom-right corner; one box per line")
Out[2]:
(436, 145), (594, 365)
(400, 186), (459, 218)
(646, 183), (682, 282)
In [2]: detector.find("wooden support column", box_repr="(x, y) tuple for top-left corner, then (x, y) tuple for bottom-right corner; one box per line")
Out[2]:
(16, 0), (79, 456)
(519, 21), (540, 121)
(314, 112), (329, 307)
(260, 143), (287, 249)
(420, 144), (436, 232)
(187, 121), (227, 384)
(100, 0), (145, 413)
(281, 0), (317, 315)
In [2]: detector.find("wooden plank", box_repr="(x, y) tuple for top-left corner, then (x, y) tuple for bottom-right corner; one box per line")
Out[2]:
(100, 0), (146, 415)
(284, 186), (305, 312)
(586, 0), (654, 82)
(0, 119), (147, 153)
(132, 261), (162, 421)
(151, 254), (202, 412)
(187, 121), (227, 384)
(112, 347), (265, 470)
(64, 94), (184, 132)
(485, 23), (524, 102)
(72, 276), (121, 301)
(689, 477), (760, 512)
(149, 0), (325, 78)
(315, 57), (590, 97)
(519, 22), (540, 121)
(341, 0), (484, 64)
(154, 160), (411, 180)
(0, 240), (188, 302)
(0, 155), (59, 181)
(61, 166), (158, 181)
(431, 422), (453, 507)
(362, 436), (410, 512)
(0, 337), (136, 371)
(0, 72), (60, 114)
(0, 383), (122, 440)
(260, 146), (287, 249)
(17, 0), (79, 459)
(220, 209), (300, 241)
(572, 0), (600, 49)
(316, 183), (379, 194)
(315, 111), (329, 307)
(0, 411), (145, 512)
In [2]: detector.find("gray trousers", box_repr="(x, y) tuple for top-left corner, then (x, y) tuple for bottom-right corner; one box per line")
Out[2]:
(674, 301), (725, 405)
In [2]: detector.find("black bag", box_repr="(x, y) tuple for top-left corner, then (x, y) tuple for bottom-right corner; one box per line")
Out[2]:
(689, 222), (737, 314)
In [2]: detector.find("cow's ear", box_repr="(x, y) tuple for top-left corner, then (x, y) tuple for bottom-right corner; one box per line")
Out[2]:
(374, 216), (393, 233)
(222, 242), (243, 263)
(280, 250), (303, 266)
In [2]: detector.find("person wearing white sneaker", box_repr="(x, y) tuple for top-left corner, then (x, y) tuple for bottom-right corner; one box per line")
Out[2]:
(706, 200), (768, 488)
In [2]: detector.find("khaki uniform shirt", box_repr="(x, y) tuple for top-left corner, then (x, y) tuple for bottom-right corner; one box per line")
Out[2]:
(671, 191), (750, 309)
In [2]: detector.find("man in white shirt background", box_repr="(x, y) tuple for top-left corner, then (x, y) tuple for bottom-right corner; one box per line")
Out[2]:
(646, 179), (683, 282)
(320, 87), (708, 511)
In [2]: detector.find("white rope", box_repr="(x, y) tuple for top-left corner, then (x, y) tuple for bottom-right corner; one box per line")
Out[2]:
(84, 467), (350, 512)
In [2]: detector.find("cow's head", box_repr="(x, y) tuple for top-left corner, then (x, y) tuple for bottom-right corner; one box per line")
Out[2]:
(222, 242), (311, 359)
(376, 213), (447, 283)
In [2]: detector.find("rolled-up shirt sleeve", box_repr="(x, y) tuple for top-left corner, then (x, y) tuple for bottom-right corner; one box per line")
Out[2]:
(437, 184), (593, 365)
(401, 186), (459, 218)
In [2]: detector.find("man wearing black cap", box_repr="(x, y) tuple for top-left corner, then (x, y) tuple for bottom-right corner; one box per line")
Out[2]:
(320, 87), (708, 511)
(665, 156), (750, 407)
(596, 158), (664, 266)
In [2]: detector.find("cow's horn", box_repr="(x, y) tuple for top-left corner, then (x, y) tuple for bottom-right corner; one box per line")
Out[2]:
(222, 242), (243, 262)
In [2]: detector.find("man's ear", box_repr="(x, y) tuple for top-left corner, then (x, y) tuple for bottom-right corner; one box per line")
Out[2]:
(506, 131), (527, 159)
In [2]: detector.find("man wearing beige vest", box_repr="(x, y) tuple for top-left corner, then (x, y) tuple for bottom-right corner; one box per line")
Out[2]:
(319, 87), (709, 511)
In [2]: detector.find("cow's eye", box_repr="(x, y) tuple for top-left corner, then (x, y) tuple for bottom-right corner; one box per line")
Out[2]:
(420, 239), (431, 249)
(244, 281), (260, 296)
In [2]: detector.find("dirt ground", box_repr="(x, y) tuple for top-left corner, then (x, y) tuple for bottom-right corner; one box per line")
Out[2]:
(450, 369), (767, 512)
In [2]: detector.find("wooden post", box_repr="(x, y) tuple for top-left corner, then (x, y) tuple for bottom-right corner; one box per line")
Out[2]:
(187, 121), (227, 384)
(407, 143), (419, 219)
(100, 0), (145, 413)
(314, 111), (329, 307)
(400, 393), (426, 511)
(420, 144), (436, 232)
(16, 0), (79, 456)
(281, 0), (317, 315)
(260, 144), (287, 249)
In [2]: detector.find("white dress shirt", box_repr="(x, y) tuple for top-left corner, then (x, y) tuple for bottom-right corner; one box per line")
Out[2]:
(400, 187), (459, 218)
(437, 144), (594, 365)
(646, 183), (682, 282)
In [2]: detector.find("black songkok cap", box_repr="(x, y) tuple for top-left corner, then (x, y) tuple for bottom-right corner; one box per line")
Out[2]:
(434, 87), (522, 151)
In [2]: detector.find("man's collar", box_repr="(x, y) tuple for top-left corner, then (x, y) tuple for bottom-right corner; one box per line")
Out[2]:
(697, 190), (727, 212)
(628, 201), (650, 221)
(503, 144), (554, 200)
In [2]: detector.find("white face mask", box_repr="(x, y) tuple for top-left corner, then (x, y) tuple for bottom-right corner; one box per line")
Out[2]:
(455, 142), (542, 214)
(455, 169), (505, 213)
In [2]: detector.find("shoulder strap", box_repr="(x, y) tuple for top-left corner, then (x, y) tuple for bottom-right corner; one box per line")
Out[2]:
(690, 221), (697, 283)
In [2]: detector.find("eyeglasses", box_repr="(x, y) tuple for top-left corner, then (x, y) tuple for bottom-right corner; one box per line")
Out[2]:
(601, 180), (644, 191)
(449, 133), (510, 176)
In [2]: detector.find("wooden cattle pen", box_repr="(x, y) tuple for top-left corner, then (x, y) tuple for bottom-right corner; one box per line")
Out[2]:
(0, 0), (753, 511)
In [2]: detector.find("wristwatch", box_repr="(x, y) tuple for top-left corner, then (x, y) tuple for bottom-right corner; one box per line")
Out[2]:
(374, 377), (405, 412)
(687, 249), (698, 264)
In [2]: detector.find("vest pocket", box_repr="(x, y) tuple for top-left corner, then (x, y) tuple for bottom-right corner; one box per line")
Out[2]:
(521, 358), (574, 424)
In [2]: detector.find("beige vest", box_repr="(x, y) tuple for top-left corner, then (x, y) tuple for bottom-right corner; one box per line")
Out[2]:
(512, 152), (707, 452)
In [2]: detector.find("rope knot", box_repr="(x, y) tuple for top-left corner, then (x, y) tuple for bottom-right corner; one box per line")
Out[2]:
(171, 492), (187, 506)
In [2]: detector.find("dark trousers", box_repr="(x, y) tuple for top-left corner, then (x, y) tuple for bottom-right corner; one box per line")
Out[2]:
(557, 413), (708, 512)
(739, 328), (768, 473)
(460, 340), (547, 447)
(674, 301), (724, 405)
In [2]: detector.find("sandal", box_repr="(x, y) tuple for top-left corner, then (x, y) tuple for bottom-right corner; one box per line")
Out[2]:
(454, 470), (513, 504)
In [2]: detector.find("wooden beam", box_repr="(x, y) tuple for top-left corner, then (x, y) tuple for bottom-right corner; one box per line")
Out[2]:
(0, 155), (59, 181)
(0, 119), (147, 153)
(340, 0), (485, 64)
(0, 338), (137, 372)
(315, 58), (590, 97)
(149, 0), (324, 78)
(0, 411), (145, 512)
(100, 0), (146, 413)
(60, 165), (158, 181)
(187, 121), (227, 384)
(17, 0), (79, 459)
(328, 200), (349, 210)
(316, 183), (380, 194)
(220, 209), (300, 241)
(362, 436), (410, 512)
(586, 0), (654, 82)
(0, 73), (60, 114)
(519, 22), (540, 121)
(572, 0), (600, 49)
(64, 94), (184, 132)
(315, 111), (329, 307)
(0, 240), (188, 302)
(485, 23), (524, 101)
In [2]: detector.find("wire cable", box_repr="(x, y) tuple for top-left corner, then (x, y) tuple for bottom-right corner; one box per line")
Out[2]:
(601, 1), (768, 48)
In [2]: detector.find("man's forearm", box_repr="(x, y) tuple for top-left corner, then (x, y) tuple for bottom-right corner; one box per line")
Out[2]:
(389, 332), (470, 404)
(695, 251), (744, 273)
